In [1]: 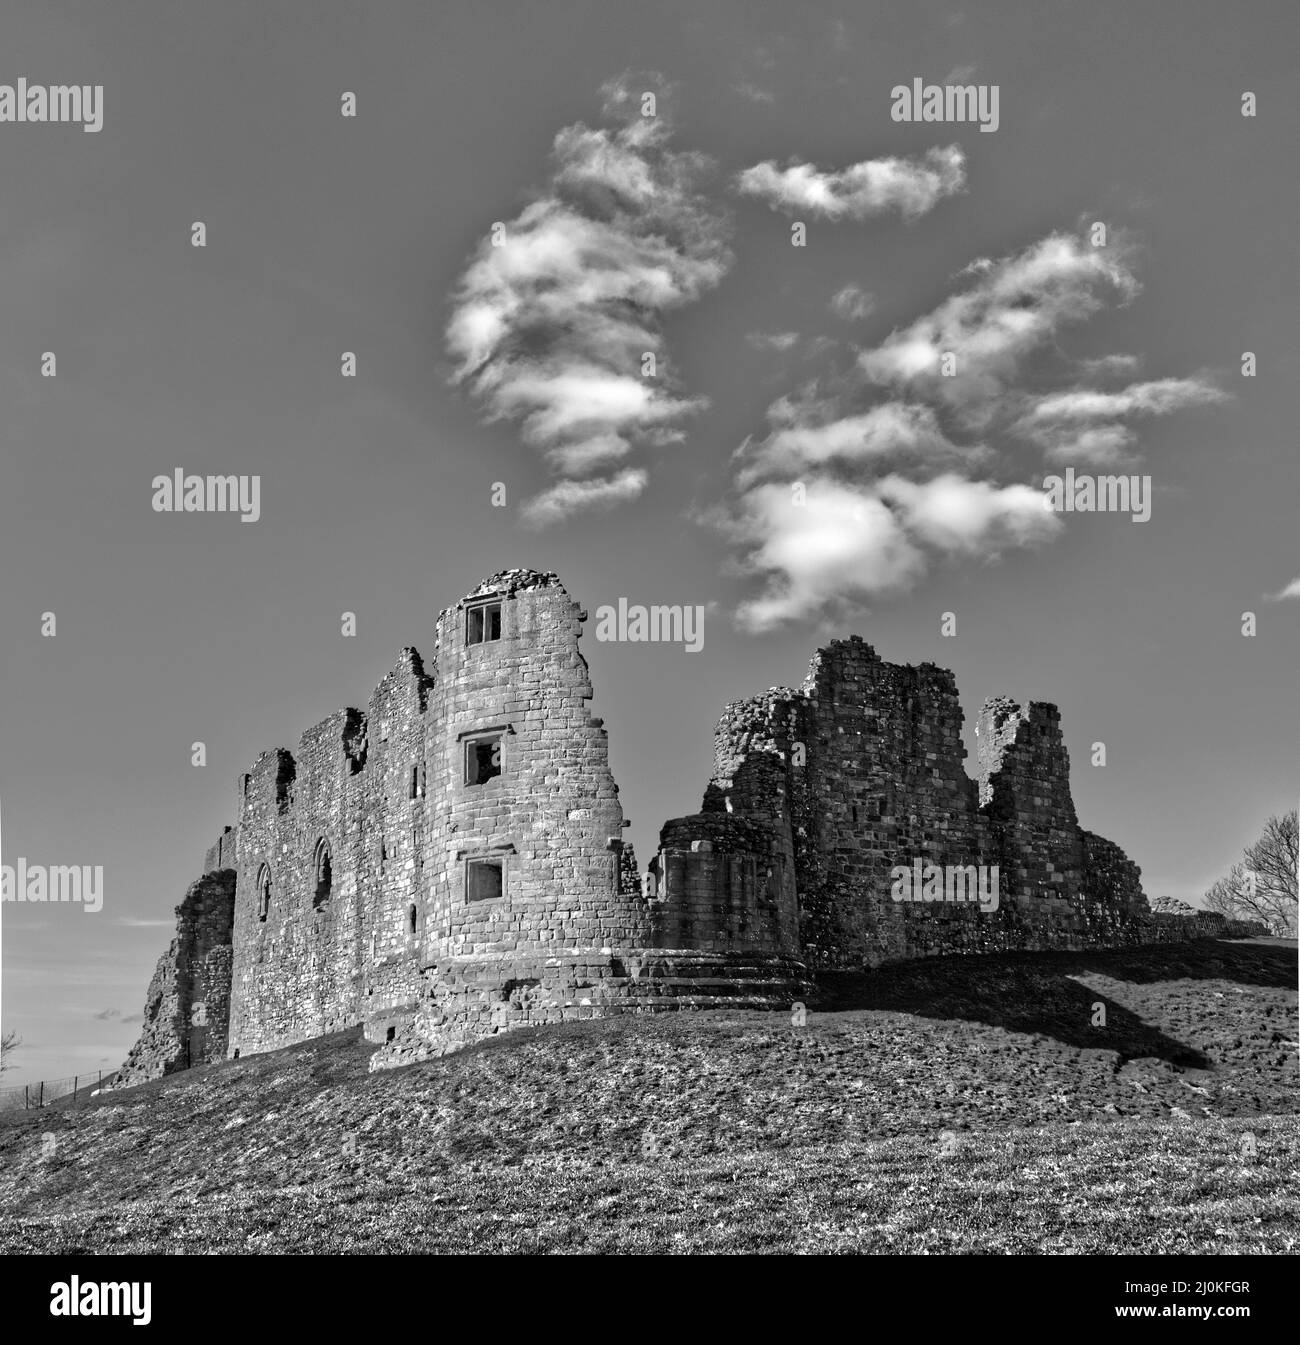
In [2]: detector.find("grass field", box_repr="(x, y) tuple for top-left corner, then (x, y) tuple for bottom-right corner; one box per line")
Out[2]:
(1, 937), (1296, 1253)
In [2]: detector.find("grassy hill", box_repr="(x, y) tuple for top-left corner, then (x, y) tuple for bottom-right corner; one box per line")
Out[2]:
(2, 937), (1296, 1253)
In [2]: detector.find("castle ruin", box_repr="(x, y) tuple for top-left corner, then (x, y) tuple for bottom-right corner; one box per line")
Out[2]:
(114, 568), (1240, 1086)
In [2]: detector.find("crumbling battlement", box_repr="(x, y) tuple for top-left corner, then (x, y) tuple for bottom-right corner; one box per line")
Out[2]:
(112, 864), (236, 1089)
(688, 636), (1152, 969)
(117, 572), (1243, 1085)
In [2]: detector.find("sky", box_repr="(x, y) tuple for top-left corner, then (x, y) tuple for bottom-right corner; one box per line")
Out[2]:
(0, 0), (1296, 1085)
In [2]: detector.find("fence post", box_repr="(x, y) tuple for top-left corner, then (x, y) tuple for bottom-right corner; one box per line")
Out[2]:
(38, 1080), (43, 1108)
(24, 1085), (29, 1110)
(74, 1075), (78, 1102)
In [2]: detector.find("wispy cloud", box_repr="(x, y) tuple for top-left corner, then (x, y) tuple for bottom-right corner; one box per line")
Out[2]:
(734, 81), (775, 104)
(1268, 577), (1300, 601)
(516, 467), (647, 527)
(829, 283), (876, 321)
(745, 330), (802, 352)
(1019, 377), (1227, 425)
(714, 228), (1225, 629)
(1015, 376), (1227, 463)
(736, 145), (965, 221)
(446, 72), (731, 526)
(858, 231), (1142, 426)
(1080, 352), (1142, 379)
(734, 399), (976, 489)
(744, 331), (836, 360)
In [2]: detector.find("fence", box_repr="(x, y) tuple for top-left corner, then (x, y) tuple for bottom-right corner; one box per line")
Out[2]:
(0, 1069), (118, 1114)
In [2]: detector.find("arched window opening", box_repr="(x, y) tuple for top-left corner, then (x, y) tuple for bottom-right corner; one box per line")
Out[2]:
(408, 903), (418, 936)
(313, 839), (333, 909)
(256, 864), (272, 922)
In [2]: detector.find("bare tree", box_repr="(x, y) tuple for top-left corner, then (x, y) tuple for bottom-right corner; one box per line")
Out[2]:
(0, 1029), (19, 1076)
(1205, 809), (1298, 937)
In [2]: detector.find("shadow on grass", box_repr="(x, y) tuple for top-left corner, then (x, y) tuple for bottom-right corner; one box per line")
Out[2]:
(817, 939), (1296, 1067)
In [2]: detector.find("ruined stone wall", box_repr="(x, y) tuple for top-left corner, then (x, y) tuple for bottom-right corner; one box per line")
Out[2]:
(218, 569), (804, 1070)
(421, 571), (649, 954)
(127, 573), (1250, 1081)
(113, 866), (236, 1088)
(228, 647), (433, 1056)
(203, 826), (239, 875)
(795, 640), (989, 967)
(353, 648), (435, 1042)
(650, 814), (791, 955)
(694, 637), (1170, 970)
(1143, 910), (1272, 942)
(375, 572), (804, 1065)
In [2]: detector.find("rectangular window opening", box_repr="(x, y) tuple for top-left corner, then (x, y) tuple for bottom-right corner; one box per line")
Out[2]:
(465, 735), (502, 786)
(467, 857), (504, 903)
(466, 601), (502, 645)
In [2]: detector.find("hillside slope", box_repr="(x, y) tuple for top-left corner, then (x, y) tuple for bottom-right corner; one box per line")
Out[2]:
(2, 938), (1296, 1253)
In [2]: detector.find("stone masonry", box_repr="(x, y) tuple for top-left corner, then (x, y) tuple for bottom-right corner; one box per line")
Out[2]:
(113, 868), (237, 1088)
(116, 569), (1257, 1083)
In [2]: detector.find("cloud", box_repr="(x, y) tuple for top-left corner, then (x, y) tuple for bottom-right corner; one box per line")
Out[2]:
(1268, 577), (1300, 601)
(1015, 376), (1227, 463)
(520, 467), (648, 527)
(713, 226), (1225, 628)
(746, 331), (802, 352)
(829, 283), (876, 321)
(744, 331), (836, 361)
(1034, 424), (1138, 466)
(734, 399), (975, 488)
(114, 917), (176, 928)
(724, 475), (1059, 631)
(93, 1008), (121, 1021)
(1019, 377), (1227, 425)
(1080, 353), (1142, 379)
(446, 72), (731, 524)
(876, 472), (1057, 555)
(858, 231), (1141, 426)
(735, 145), (965, 221)
(734, 81), (775, 104)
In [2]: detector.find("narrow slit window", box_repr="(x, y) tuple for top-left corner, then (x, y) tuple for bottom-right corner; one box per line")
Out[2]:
(466, 601), (502, 645)
(465, 734), (502, 785)
(467, 857), (504, 903)
(313, 840), (332, 909)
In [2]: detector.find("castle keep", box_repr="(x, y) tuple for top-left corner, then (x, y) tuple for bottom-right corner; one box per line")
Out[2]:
(115, 568), (1232, 1086)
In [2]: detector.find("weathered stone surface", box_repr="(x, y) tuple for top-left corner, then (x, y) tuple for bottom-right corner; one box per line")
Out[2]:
(665, 635), (1257, 969)
(112, 866), (236, 1087)
(117, 571), (1256, 1085)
